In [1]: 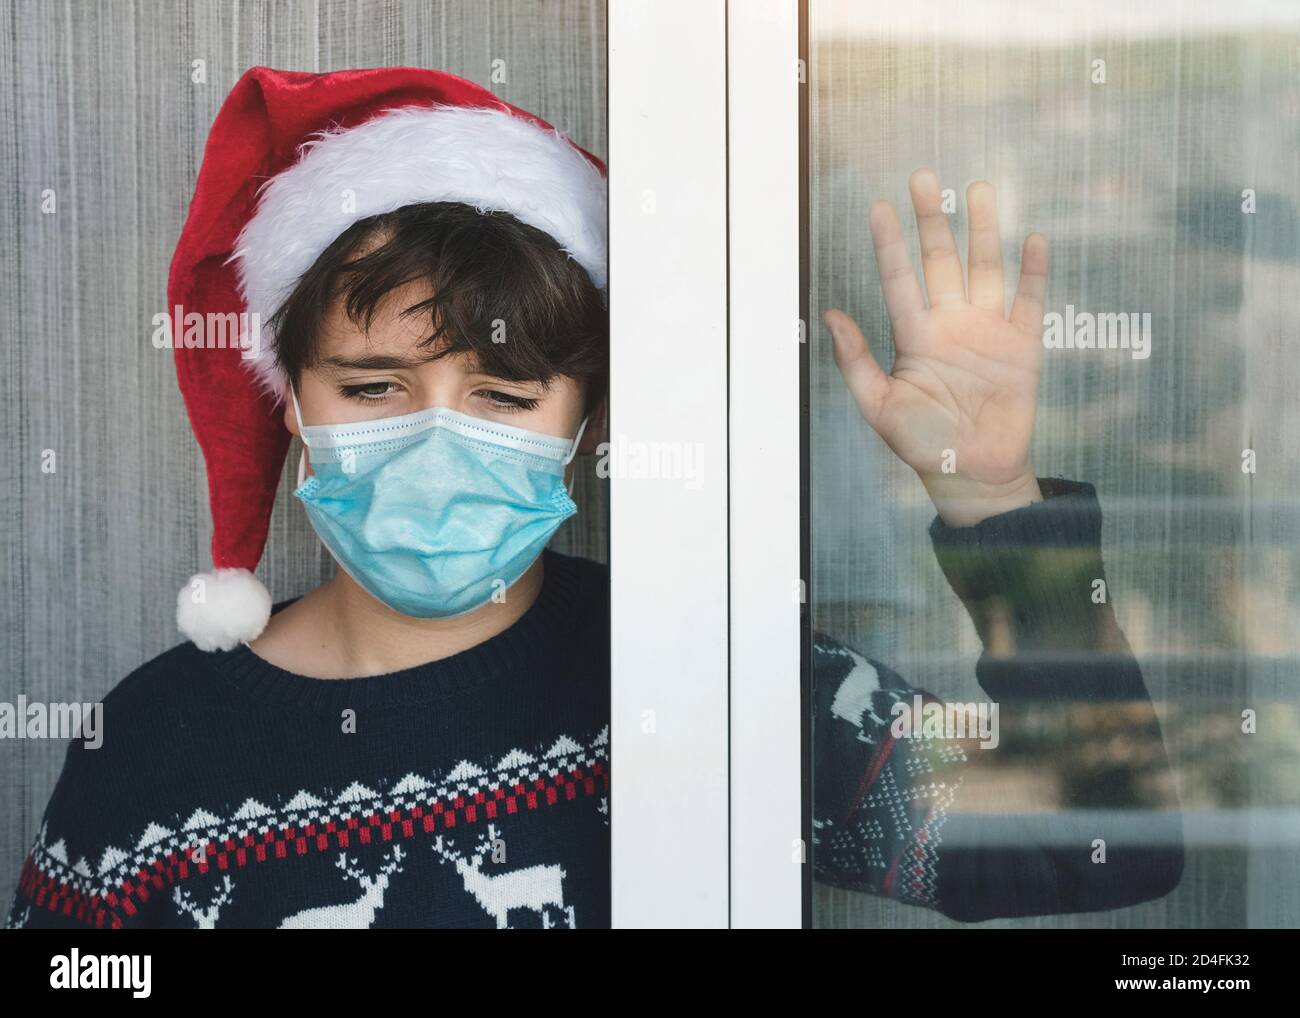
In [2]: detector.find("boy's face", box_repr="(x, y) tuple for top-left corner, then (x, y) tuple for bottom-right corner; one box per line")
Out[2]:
(283, 275), (604, 486)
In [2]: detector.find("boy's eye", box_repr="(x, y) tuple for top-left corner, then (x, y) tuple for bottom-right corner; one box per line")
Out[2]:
(476, 389), (540, 413)
(339, 381), (399, 401)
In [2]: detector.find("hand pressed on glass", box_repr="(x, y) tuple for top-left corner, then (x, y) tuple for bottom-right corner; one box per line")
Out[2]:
(823, 169), (1049, 527)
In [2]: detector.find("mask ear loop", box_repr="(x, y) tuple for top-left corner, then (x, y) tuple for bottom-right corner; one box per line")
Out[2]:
(563, 415), (589, 497)
(291, 385), (311, 487)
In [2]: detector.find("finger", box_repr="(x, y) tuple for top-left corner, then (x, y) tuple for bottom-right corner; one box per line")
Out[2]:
(1009, 232), (1050, 337)
(824, 309), (890, 428)
(867, 200), (926, 328)
(966, 181), (1005, 314)
(909, 167), (966, 307)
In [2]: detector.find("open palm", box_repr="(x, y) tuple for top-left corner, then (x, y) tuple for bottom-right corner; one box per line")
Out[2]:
(824, 170), (1049, 525)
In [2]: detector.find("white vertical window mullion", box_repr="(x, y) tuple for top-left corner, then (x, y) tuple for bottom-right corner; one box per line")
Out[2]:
(608, 0), (731, 928)
(727, 0), (804, 928)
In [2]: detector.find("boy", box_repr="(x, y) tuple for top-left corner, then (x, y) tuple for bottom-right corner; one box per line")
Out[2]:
(6, 67), (1181, 929)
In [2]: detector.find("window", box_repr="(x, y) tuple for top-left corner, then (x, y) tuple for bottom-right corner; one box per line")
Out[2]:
(806, 0), (1300, 928)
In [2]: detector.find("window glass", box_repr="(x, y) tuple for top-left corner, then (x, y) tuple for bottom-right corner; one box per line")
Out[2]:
(809, 0), (1300, 927)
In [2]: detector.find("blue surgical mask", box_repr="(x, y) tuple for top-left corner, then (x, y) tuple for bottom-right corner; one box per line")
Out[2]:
(290, 388), (586, 619)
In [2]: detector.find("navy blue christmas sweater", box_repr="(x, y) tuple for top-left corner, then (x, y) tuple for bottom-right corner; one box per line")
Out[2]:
(6, 478), (1183, 928)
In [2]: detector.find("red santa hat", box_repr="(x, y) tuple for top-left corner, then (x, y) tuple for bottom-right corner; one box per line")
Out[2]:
(169, 66), (607, 651)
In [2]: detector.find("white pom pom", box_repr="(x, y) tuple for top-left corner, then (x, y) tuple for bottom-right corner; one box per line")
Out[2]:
(176, 568), (272, 652)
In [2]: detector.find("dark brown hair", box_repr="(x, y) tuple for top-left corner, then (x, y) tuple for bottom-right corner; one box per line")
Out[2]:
(269, 202), (608, 414)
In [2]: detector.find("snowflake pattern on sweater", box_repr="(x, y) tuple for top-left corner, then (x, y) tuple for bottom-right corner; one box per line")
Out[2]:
(12, 728), (608, 929)
(809, 639), (968, 909)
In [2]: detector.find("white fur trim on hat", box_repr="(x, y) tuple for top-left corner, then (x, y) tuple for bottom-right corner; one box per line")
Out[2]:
(231, 103), (608, 401)
(176, 568), (273, 652)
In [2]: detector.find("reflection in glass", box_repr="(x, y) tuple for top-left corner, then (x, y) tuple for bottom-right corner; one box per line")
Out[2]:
(808, 0), (1300, 928)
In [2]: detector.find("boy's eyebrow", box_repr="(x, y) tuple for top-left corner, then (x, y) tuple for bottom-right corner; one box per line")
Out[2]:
(319, 353), (438, 371)
(319, 352), (548, 390)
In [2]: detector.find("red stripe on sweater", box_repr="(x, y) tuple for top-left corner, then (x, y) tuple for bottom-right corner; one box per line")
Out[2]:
(17, 760), (607, 930)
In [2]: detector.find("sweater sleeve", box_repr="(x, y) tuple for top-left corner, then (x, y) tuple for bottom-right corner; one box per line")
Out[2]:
(5, 738), (110, 929)
(811, 478), (1185, 921)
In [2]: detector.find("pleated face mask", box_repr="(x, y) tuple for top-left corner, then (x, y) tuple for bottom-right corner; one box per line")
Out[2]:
(291, 388), (586, 619)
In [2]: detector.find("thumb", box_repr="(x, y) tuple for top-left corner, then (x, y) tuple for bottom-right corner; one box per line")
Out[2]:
(824, 309), (889, 428)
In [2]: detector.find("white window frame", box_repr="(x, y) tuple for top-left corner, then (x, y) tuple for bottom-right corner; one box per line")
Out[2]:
(608, 0), (732, 928)
(608, 0), (804, 928)
(726, 0), (805, 929)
